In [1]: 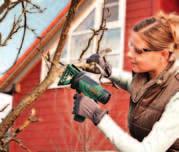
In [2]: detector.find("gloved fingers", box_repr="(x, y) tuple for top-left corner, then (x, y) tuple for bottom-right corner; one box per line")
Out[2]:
(104, 63), (112, 77)
(73, 94), (77, 100)
(87, 54), (111, 77)
(72, 106), (77, 114)
(72, 101), (78, 114)
(73, 93), (82, 100)
(96, 61), (111, 78)
(86, 54), (100, 64)
(96, 64), (109, 77)
(98, 57), (106, 69)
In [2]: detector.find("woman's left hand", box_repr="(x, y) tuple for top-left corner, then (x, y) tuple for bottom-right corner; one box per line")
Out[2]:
(72, 93), (108, 125)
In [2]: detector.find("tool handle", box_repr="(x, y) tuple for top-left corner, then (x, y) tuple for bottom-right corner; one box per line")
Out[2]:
(74, 114), (85, 122)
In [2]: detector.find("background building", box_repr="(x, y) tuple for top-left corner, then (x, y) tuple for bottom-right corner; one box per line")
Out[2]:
(0, 0), (178, 151)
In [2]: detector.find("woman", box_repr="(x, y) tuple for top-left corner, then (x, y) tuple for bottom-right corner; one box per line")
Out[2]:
(72, 12), (179, 152)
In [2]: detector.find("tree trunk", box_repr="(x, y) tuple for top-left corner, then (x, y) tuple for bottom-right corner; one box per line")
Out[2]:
(0, 0), (80, 140)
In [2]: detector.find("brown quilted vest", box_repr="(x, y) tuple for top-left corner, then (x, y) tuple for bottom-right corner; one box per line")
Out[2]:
(128, 63), (179, 152)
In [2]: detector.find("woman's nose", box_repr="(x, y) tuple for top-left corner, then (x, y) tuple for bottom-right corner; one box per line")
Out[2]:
(127, 50), (133, 59)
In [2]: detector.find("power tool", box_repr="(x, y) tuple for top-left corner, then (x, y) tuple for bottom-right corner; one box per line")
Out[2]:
(58, 64), (111, 122)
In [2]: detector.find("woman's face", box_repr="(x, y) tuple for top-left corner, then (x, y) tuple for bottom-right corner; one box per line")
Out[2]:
(127, 31), (166, 74)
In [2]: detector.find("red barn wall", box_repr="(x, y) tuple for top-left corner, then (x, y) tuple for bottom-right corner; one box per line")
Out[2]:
(124, 0), (154, 70)
(10, 0), (178, 151)
(10, 60), (130, 151)
(161, 0), (179, 13)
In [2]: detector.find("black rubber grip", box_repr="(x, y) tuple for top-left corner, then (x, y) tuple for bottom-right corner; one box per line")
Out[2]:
(74, 114), (85, 122)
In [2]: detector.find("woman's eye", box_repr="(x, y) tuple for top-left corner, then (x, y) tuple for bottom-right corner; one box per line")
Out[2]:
(143, 48), (151, 52)
(135, 48), (143, 54)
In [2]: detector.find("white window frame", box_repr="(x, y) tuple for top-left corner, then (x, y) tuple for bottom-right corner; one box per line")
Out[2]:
(41, 0), (126, 89)
(67, 0), (126, 65)
(0, 93), (12, 123)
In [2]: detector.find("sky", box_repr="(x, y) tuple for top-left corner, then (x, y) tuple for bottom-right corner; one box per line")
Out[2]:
(0, 0), (69, 75)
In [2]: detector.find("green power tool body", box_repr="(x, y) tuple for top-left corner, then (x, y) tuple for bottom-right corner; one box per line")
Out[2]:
(58, 64), (111, 122)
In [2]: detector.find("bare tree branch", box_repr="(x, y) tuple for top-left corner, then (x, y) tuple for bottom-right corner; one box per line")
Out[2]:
(0, 1), (112, 150)
(13, 1), (27, 63)
(0, 15), (23, 46)
(0, 3), (18, 22)
(0, 0), (46, 75)
(0, 109), (39, 150)
(79, 1), (110, 60)
(0, 104), (9, 112)
(79, 28), (99, 60)
(96, 1), (108, 53)
(0, 0), (11, 15)
(0, 0), (80, 143)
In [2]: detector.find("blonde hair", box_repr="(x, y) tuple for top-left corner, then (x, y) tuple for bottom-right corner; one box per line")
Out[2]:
(133, 11), (179, 53)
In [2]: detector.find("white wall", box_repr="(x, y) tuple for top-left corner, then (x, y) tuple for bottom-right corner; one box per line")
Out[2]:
(0, 93), (12, 123)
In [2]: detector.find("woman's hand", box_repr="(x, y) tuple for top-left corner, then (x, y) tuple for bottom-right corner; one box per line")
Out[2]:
(72, 93), (108, 125)
(86, 53), (112, 78)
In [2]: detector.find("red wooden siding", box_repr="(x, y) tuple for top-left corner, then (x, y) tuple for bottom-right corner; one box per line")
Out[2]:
(10, 0), (178, 151)
(161, 0), (179, 13)
(124, 0), (153, 70)
(10, 60), (130, 151)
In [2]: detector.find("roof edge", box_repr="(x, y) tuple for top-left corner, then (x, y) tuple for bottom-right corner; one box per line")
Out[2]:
(0, 2), (71, 90)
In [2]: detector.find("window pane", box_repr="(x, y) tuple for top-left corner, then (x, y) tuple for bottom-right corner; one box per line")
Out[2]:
(106, 54), (120, 68)
(70, 33), (94, 60)
(75, 10), (95, 32)
(104, 4), (119, 22)
(61, 45), (67, 59)
(105, 0), (119, 5)
(100, 28), (121, 53)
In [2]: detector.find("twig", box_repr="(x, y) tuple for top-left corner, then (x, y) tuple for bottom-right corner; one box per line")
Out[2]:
(96, 2), (109, 53)
(11, 137), (31, 152)
(0, 14), (23, 46)
(0, 0), (45, 75)
(0, 109), (40, 148)
(0, 0), (80, 140)
(13, 1), (27, 64)
(0, 104), (9, 112)
(0, 3), (18, 22)
(79, 29), (99, 60)
(79, 1), (110, 60)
